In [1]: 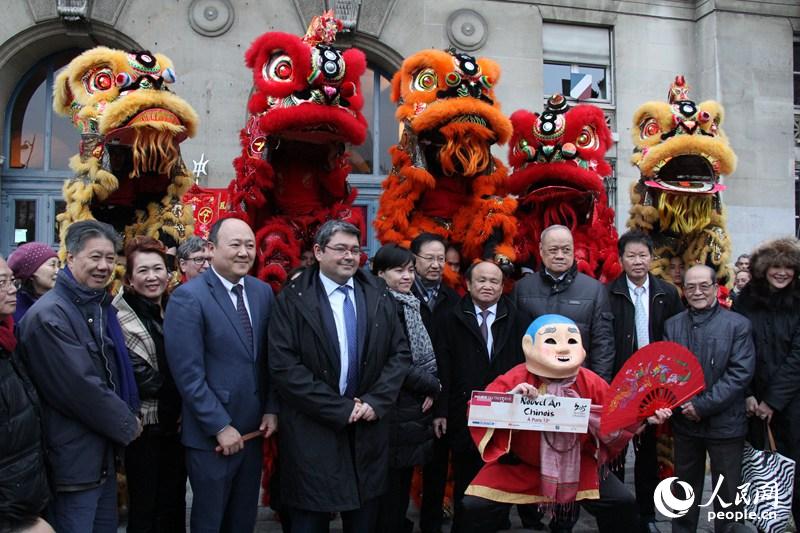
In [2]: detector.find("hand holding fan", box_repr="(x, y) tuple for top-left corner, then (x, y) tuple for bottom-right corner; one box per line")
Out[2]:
(600, 341), (704, 436)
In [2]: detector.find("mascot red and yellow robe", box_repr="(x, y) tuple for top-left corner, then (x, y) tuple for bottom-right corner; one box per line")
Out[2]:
(627, 76), (737, 287)
(228, 13), (368, 290)
(508, 94), (620, 283)
(53, 47), (198, 255)
(374, 49), (517, 285)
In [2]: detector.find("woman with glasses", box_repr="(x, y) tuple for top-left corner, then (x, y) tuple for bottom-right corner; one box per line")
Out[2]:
(7, 242), (59, 322)
(112, 236), (185, 532)
(372, 243), (441, 533)
(733, 237), (800, 526)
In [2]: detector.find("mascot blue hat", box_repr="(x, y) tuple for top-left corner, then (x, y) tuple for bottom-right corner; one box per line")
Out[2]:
(525, 314), (577, 339)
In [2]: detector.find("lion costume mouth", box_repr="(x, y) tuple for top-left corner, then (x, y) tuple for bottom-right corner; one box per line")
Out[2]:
(645, 154), (726, 194)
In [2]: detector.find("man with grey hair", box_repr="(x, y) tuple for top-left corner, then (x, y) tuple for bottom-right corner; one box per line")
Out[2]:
(269, 219), (411, 531)
(665, 264), (755, 533)
(512, 224), (615, 381)
(18, 220), (142, 533)
(176, 235), (211, 282)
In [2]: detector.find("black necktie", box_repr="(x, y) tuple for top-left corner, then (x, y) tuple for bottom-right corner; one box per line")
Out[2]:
(231, 285), (253, 353)
(480, 309), (490, 352)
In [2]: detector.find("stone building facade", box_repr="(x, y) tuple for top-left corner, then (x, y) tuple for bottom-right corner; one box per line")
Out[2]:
(0, 0), (797, 258)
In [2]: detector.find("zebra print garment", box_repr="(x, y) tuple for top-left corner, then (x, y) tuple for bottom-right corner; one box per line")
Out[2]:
(741, 442), (795, 533)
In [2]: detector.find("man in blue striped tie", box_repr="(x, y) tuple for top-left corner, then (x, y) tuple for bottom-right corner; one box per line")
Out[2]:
(268, 220), (411, 533)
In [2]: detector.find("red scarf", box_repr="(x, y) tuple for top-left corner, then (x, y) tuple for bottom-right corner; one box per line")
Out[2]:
(0, 315), (17, 353)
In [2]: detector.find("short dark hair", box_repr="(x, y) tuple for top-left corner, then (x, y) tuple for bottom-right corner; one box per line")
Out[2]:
(123, 236), (168, 285)
(176, 236), (208, 260)
(617, 230), (654, 257)
(736, 254), (751, 263)
(464, 260), (503, 283)
(207, 217), (238, 245)
(314, 220), (361, 249)
(65, 220), (120, 255)
(410, 233), (447, 255)
(371, 244), (414, 275)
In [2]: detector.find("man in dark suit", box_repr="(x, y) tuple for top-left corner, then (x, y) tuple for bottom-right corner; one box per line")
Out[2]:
(410, 233), (461, 533)
(268, 220), (411, 533)
(164, 217), (278, 533)
(607, 230), (683, 533)
(435, 261), (526, 531)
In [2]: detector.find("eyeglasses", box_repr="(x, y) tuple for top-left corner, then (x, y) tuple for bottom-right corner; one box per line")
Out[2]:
(185, 257), (211, 266)
(684, 282), (715, 293)
(324, 245), (361, 257)
(415, 254), (446, 264)
(0, 277), (20, 292)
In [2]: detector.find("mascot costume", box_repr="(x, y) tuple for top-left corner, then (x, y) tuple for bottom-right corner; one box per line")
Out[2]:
(507, 94), (621, 283)
(374, 48), (517, 285)
(54, 47), (197, 255)
(460, 315), (670, 533)
(627, 75), (737, 286)
(228, 13), (368, 290)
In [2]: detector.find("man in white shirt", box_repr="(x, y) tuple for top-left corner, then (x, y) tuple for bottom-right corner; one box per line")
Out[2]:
(607, 230), (683, 533)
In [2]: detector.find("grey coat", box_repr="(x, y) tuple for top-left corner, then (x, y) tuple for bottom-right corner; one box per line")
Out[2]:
(664, 304), (755, 439)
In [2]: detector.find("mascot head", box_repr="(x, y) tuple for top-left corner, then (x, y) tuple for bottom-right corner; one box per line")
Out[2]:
(391, 48), (511, 178)
(630, 75), (736, 236)
(522, 314), (586, 379)
(53, 47), (197, 247)
(241, 12), (367, 170)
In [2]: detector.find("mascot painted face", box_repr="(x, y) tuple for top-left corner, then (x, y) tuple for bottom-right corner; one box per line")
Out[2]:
(374, 48), (517, 284)
(53, 47), (198, 253)
(228, 13), (367, 290)
(508, 94), (620, 282)
(627, 75), (737, 284)
(522, 314), (586, 379)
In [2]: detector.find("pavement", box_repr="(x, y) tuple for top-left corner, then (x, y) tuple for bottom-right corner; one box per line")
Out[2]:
(118, 447), (764, 532)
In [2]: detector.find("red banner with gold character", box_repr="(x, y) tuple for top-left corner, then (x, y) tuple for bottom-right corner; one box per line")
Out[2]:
(182, 184), (231, 239)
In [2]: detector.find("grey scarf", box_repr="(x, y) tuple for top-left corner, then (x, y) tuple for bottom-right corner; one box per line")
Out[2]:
(390, 289), (438, 376)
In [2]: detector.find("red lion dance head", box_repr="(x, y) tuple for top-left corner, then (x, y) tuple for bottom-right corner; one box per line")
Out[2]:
(508, 94), (620, 282)
(229, 13), (368, 289)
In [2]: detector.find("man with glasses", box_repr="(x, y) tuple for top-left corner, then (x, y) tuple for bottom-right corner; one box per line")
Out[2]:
(665, 265), (755, 533)
(409, 233), (461, 533)
(176, 236), (212, 282)
(268, 219), (410, 532)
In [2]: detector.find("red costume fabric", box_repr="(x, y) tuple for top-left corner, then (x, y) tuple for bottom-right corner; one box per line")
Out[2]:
(465, 365), (628, 504)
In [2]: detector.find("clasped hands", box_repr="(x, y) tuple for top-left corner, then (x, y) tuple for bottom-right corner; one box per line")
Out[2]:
(745, 395), (773, 422)
(349, 397), (376, 423)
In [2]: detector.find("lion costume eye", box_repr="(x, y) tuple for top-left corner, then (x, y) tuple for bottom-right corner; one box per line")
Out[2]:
(640, 117), (661, 139)
(263, 53), (294, 82)
(413, 69), (438, 92)
(575, 125), (599, 150)
(83, 67), (115, 94)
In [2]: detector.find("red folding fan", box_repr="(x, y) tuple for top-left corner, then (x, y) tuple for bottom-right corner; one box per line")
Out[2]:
(600, 341), (705, 436)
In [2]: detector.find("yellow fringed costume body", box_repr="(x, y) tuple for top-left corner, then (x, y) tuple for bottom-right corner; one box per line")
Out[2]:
(627, 75), (737, 284)
(53, 47), (198, 257)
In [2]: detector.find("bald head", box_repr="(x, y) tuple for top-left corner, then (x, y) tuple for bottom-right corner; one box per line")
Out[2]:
(539, 225), (574, 275)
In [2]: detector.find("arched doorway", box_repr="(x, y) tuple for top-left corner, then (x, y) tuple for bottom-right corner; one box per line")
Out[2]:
(1, 50), (81, 253)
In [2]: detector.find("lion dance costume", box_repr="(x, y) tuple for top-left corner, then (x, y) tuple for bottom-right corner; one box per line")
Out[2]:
(228, 13), (367, 290)
(627, 75), (737, 284)
(54, 47), (197, 253)
(374, 48), (517, 284)
(508, 94), (621, 282)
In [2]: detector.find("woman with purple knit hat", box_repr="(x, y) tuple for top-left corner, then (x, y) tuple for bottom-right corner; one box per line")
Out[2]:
(7, 242), (59, 322)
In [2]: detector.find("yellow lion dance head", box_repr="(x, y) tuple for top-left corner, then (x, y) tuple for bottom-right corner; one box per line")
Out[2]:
(53, 47), (198, 257)
(628, 75), (737, 283)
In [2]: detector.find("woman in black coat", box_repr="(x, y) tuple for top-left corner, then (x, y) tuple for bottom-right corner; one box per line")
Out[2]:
(372, 244), (441, 533)
(733, 237), (800, 525)
(0, 255), (51, 532)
